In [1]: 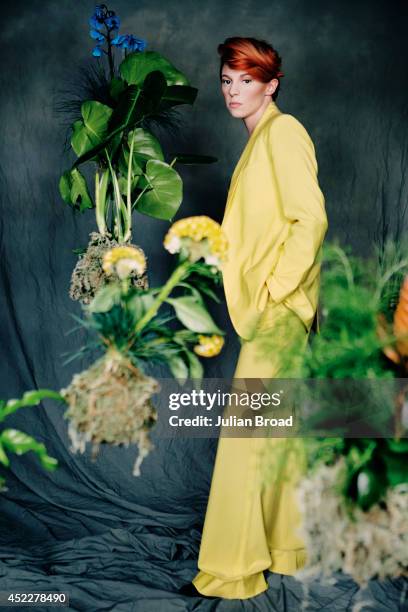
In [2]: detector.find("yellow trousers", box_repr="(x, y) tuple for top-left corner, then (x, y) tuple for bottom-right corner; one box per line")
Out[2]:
(192, 298), (310, 599)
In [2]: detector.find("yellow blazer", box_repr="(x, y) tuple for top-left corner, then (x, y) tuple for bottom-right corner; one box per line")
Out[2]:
(221, 100), (328, 341)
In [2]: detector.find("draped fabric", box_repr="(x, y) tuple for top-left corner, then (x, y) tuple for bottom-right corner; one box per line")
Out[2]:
(0, 411), (406, 610)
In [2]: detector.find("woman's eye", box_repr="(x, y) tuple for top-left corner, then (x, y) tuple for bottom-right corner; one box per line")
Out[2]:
(222, 79), (231, 85)
(243, 79), (252, 84)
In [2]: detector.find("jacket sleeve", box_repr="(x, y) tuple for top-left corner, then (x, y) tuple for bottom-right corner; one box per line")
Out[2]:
(265, 114), (328, 304)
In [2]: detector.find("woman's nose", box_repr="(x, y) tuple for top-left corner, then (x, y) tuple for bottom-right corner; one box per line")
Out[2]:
(229, 82), (240, 96)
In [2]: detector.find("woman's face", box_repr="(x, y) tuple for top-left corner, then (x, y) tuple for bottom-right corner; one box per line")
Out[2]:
(220, 63), (278, 119)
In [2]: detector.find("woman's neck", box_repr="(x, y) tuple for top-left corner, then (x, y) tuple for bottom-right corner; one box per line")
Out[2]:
(244, 99), (275, 136)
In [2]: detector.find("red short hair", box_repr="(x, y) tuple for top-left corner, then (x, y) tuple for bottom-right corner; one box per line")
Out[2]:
(218, 37), (284, 100)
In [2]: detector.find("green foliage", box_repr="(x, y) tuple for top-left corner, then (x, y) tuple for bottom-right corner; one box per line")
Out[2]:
(71, 100), (113, 157)
(73, 71), (167, 168)
(136, 159), (182, 220)
(59, 168), (93, 213)
(69, 256), (224, 384)
(375, 239), (408, 323)
(299, 240), (408, 511)
(119, 51), (190, 86)
(302, 242), (408, 378)
(124, 128), (164, 165)
(58, 49), (216, 240)
(342, 438), (408, 511)
(165, 295), (223, 334)
(0, 390), (63, 490)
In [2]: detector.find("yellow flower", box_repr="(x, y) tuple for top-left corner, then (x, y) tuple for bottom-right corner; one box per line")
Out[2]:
(193, 334), (225, 357)
(103, 246), (146, 280)
(163, 216), (228, 269)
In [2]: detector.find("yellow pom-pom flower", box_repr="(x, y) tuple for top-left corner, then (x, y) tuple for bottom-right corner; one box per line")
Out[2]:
(103, 246), (146, 280)
(193, 334), (225, 357)
(163, 216), (228, 269)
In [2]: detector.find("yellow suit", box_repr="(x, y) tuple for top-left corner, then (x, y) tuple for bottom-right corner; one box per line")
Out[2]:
(221, 100), (327, 340)
(192, 101), (328, 599)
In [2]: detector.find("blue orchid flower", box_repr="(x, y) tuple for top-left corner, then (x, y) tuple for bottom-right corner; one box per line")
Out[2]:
(92, 45), (104, 57)
(111, 34), (126, 47)
(112, 34), (147, 52)
(88, 4), (146, 76)
(105, 15), (120, 30)
(89, 5), (106, 30)
(89, 5), (120, 31)
(90, 29), (105, 41)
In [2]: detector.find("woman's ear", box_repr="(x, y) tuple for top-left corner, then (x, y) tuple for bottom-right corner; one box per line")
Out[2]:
(266, 78), (279, 96)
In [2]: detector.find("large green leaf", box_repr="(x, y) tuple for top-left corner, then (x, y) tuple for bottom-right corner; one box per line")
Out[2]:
(129, 128), (164, 163)
(166, 296), (223, 334)
(120, 51), (190, 86)
(59, 168), (93, 212)
(71, 101), (113, 157)
(107, 84), (142, 135)
(118, 128), (164, 178)
(59, 171), (73, 204)
(136, 160), (182, 220)
(109, 71), (166, 137)
(73, 72), (166, 169)
(118, 147), (144, 178)
(4, 389), (65, 413)
(1, 429), (58, 470)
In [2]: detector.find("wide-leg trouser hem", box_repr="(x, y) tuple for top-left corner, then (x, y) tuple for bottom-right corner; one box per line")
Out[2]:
(192, 546), (307, 599)
(192, 568), (267, 600)
(269, 546), (307, 575)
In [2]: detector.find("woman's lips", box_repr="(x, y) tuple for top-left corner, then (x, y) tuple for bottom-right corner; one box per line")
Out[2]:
(229, 102), (242, 108)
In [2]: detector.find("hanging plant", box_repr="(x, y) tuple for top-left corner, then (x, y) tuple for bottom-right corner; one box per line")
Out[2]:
(61, 216), (228, 476)
(58, 6), (217, 302)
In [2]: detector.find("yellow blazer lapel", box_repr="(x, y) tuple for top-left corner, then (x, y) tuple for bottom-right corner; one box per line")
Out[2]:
(223, 101), (281, 218)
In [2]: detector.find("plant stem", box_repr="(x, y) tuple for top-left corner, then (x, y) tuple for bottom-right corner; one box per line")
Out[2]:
(121, 278), (129, 295)
(134, 260), (191, 333)
(105, 25), (115, 80)
(95, 169), (107, 235)
(105, 149), (123, 242)
(125, 130), (136, 242)
(132, 182), (151, 210)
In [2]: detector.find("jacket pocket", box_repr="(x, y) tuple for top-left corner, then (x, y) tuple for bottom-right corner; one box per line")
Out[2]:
(283, 286), (316, 332)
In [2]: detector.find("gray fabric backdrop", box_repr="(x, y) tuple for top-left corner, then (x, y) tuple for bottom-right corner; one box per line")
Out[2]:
(0, 0), (407, 610)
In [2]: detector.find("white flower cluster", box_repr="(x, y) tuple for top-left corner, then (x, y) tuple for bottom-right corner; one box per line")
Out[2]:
(296, 459), (408, 586)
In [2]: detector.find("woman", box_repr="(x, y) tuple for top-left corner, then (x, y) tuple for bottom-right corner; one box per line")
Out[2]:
(184, 37), (328, 600)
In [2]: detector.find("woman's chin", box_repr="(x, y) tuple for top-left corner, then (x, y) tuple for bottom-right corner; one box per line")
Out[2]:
(227, 105), (246, 117)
